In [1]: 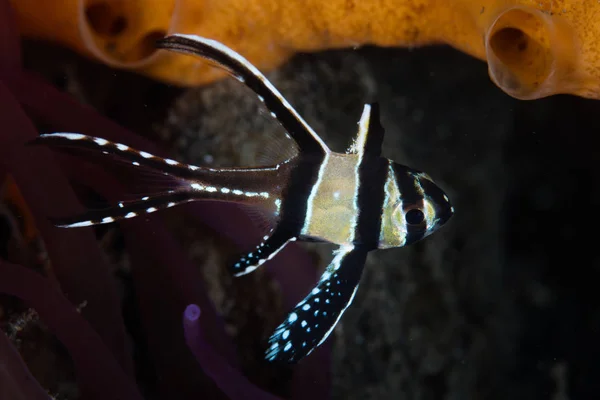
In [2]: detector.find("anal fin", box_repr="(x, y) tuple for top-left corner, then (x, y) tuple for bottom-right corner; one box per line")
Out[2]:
(230, 227), (295, 277)
(265, 245), (368, 363)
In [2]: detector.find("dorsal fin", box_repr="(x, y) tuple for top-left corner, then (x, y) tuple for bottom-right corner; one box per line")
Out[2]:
(156, 34), (330, 156)
(348, 103), (384, 158)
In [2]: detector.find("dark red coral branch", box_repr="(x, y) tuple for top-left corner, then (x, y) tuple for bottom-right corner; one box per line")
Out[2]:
(0, 260), (143, 400)
(0, 0), (20, 82)
(0, 82), (132, 373)
(183, 203), (333, 399)
(0, 330), (50, 400)
(183, 304), (282, 400)
(0, 0), (332, 396)
(58, 156), (238, 398)
(15, 71), (163, 154)
(15, 65), (332, 397)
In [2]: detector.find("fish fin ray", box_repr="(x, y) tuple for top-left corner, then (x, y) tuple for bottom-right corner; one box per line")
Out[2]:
(230, 227), (294, 277)
(265, 245), (368, 363)
(348, 103), (384, 158)
(50, 191), (193, 228)
(255, 132), (299, 166)
(237, 204), (279, 237)
(156, 34), (330, 155)
(31, 133), (203, 181)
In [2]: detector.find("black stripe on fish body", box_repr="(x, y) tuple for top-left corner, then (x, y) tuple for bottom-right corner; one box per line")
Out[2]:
(265, 108), (388, 363)
(265, 245), (368, 363)
(281, 154), (328, 232)
(391, 163), (427, 245)
(229, 154), (326, 276)
(265, 156), (386, 363)
(157, 35), (329, 156)
(334, 103), (387, 248)
(354, 156), (389, 249)
(415, 175), (454, 228)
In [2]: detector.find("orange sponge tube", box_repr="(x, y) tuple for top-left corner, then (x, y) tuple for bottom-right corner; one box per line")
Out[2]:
(10, 0), (600, 100)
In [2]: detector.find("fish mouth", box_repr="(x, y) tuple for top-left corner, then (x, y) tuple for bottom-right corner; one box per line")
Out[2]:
(435, 201), (454, 228)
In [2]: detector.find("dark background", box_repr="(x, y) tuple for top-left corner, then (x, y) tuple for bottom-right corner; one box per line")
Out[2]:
(16, 38), (600, 399)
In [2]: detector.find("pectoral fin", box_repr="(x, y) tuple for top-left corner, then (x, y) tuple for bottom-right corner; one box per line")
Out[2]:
(265, 245), (368, 363)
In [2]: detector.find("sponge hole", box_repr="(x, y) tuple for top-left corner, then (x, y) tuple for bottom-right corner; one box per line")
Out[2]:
(85, 3), (127, 37)
(486, 8), (554, 98)
(489, 27), (530, 65)
(490, 26), (551, 90)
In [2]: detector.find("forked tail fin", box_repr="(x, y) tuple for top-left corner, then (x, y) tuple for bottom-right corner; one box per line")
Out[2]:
(50, 191), (193, 228)
(30, 133), (204, 179)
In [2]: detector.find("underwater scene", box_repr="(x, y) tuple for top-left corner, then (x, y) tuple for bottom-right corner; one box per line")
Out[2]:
(0, 1), (599, 399)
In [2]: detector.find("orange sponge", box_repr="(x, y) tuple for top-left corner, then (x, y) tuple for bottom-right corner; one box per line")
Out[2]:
(11, 0), (600, 100)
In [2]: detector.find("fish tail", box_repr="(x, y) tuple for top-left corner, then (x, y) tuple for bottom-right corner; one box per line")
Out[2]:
(30, 133), (203, 180)
(50, 191), (193, 228)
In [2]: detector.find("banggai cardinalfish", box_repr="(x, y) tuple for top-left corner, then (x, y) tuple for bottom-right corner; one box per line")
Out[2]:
(34, 34), (454, 363)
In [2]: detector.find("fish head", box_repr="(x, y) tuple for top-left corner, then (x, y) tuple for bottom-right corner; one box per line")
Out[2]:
(379, 162), (453, 249)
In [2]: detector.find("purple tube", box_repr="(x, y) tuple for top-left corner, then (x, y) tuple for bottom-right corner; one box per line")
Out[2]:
(183, 304), (282, 400)
(0, 260), (144, 400)
(0, 82), (132, 373)
(0, 331), (50, 400)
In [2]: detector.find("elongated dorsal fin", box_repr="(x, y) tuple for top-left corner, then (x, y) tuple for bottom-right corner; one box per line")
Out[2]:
(157, 34), (330, 156)
(348, 103), (384, 158)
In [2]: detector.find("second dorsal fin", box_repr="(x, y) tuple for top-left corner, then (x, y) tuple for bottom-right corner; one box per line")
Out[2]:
(348, 103), (385, 158)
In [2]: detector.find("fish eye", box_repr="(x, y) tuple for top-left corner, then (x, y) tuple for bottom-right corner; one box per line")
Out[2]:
(405, 208), (425, 225)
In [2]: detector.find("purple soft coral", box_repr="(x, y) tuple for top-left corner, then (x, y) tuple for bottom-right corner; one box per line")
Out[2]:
(0, 330), (50, 400)
(0, 260), (143, 400)
(0, 0), (331, 398)
(183, 304), (282, 400)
